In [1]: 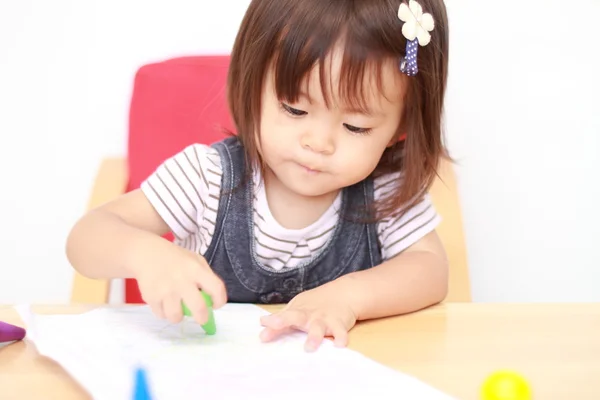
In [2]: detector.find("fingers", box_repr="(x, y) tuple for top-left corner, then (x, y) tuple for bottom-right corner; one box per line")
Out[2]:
(163, 295), (184, 324)
(259, 326), (294, 342)
(194, 257), (228, 309)
(259, 310), (308, 342)
(305, 318), (349, 351)
(181, 286), (209, 325)
(305, 319), (327, 352)
(148, 301), (165, 320)
(261, 310), (308, 331)
(259, 311), (350, 351)
(329, 321), (349, 348)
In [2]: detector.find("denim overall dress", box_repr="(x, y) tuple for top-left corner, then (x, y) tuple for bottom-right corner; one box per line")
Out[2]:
(203, 137), (382, 304)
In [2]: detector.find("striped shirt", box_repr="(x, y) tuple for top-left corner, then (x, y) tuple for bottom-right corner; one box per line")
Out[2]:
(141, 144), (441, 270)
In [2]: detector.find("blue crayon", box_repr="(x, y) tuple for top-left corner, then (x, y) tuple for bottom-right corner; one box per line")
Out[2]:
(132, 367), (153, 400)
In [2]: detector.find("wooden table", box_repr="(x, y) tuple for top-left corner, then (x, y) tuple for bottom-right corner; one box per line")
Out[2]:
(1, 303), (599, 400)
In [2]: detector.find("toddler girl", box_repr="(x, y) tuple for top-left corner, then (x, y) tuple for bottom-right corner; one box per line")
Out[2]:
(67, 0), (450, 352)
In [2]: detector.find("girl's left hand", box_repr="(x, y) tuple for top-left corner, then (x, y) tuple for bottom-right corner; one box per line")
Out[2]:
(259, 284), (357, 352)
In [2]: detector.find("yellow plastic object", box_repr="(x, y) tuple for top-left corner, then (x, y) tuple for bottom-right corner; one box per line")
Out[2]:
(481, 370), (532, 400)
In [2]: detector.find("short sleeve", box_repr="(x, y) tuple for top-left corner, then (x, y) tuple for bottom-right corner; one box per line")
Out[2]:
(374, 172), (442, 260)
(140, 144), (222, 241)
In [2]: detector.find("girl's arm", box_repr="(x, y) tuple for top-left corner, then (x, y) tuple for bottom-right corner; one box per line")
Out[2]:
(66, 189), (174, 279)
(66, 143), (229, 321)
(67, 143), (217, 281)
(66, 187), (228, 320)
(340, 230), (449, 320)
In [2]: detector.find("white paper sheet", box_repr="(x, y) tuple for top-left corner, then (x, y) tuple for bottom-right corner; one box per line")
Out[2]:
(17, 304), (455, 400)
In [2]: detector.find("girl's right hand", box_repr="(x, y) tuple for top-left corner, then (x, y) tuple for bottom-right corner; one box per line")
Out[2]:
(67, 188), (227, 325)
(132, 245), (227, 326)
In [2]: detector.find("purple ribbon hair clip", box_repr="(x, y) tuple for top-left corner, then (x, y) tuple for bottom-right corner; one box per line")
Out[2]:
(397, 0), (435, 76)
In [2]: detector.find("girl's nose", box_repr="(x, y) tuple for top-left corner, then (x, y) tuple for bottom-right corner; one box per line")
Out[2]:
(300, 131), (335, 155)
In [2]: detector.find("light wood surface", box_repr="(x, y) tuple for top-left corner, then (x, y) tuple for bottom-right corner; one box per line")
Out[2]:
(70, 157), (128, 304)
(429, 157), (471, 302)
(70, 155), (472, 304)
(1, 303), (599, 400)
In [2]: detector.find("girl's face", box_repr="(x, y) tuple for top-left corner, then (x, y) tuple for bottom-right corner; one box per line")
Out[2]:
(257, 49), (406, 201)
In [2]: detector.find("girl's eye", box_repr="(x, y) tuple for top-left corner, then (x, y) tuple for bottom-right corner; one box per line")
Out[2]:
(281, 103), (307, 116)
(343, 123), (372, 135)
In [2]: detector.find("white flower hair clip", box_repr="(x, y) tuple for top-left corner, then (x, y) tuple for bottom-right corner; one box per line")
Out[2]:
(397, 0), (435, 76)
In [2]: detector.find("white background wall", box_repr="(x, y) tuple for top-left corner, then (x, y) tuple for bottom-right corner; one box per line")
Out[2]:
(0, 0), (598, 305)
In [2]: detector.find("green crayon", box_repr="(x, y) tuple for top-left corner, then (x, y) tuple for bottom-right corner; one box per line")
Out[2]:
(181, 290), (216, 335)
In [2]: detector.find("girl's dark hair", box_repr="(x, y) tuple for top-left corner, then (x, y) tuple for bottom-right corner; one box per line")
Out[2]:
(227, 0), (449, 220)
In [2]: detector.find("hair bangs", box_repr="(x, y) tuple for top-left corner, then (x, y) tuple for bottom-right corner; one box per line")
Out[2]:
(271, 1), (404, 115)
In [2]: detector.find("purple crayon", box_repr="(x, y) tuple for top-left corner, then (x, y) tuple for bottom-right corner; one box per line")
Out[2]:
(0, 321), (26, 343)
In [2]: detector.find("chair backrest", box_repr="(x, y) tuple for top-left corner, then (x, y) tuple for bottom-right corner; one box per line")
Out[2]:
(127, 55), (235, 193)
(124, 55), (471, 304)
(429, 158), (471, 301)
